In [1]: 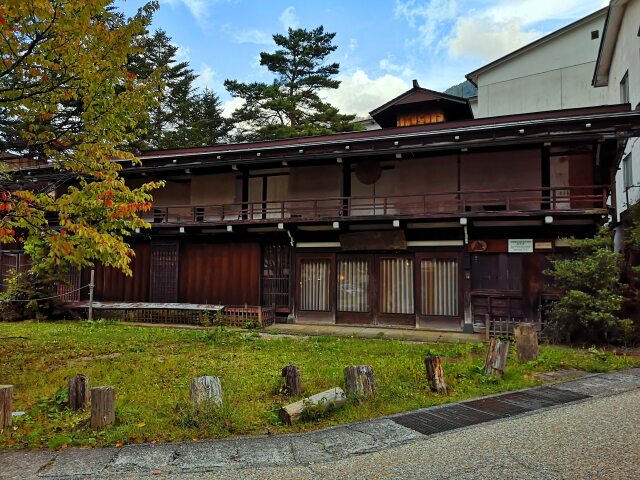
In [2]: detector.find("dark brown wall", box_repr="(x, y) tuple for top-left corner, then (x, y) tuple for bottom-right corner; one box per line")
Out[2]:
(93, 241), (151, 302)
(178, 240), (260, 305)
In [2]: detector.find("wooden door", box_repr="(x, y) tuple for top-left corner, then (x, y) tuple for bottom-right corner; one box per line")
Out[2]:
(262, 245), (290, 309)
(295, 254), (335, 322)
(375, 255), (416, 326)
(416, 253), (463, 327)
(336, 255), (373, 325)
(149, 240), (179, 302)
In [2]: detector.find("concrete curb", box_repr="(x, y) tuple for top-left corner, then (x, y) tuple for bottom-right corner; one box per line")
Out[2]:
(1, 367), (639, 479)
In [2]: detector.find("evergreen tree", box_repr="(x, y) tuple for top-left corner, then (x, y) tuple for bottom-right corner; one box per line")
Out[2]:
(128, 29), (196, 149)
(224, 26), (358, 141)
(184, 88), (232, 146)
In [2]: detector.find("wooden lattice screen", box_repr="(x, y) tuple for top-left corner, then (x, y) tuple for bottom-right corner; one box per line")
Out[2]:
(149, 240), (179, 302)
(262, 244), (290, 309)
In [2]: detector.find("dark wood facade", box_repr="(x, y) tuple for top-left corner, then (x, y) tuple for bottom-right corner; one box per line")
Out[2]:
(4, 86), (640, 333)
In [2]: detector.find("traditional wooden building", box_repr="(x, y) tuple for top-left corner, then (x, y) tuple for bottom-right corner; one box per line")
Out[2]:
(4, 83), (640, 334)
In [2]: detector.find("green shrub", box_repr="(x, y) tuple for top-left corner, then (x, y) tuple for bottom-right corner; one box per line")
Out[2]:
(0, 269), (72, 321)
(545, 228), (632, 344)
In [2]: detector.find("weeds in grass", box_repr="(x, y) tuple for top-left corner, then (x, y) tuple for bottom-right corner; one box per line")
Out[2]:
(0, 322), (637, 449)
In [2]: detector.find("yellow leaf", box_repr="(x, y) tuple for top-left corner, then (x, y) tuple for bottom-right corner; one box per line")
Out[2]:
(137, 422), (146, 427)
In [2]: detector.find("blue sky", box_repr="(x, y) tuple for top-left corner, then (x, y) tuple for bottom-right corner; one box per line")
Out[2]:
(116, 0), (608, 118)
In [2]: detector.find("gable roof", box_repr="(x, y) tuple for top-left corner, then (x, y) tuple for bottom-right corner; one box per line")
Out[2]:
(466, 7), (607, 86)
(369, 80), (474, 128)
(593, 0), (629, 87)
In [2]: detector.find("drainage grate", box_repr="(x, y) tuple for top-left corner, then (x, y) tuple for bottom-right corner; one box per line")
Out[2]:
(392, 386), (591, 436)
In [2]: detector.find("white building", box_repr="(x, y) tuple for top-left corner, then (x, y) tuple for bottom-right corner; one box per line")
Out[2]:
(593, 0), (640, 222)
(466, 9), (608, 118)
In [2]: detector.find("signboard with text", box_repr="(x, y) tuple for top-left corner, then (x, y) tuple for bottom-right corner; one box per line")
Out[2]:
(508, 239), (533, 253)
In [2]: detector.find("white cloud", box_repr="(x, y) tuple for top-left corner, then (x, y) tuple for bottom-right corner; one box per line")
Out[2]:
(193, 63), (216, 91)
(484, 0), (604, 26)
(222, 96), (245, 118)
(448, 17), (542, 61)
(348, 38), (359, 52)
(233, 29), (272, 45)
(279, 6), (299, 30)
(174, 43), (191, 63)
(322, 70), (409, 117)
(162, 0), (210, 22)
(379, 56), (415, 78)
(394, 0), (459, 50)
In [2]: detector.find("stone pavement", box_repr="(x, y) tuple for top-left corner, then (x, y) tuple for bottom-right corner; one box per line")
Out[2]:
(1, 368), (639, 479)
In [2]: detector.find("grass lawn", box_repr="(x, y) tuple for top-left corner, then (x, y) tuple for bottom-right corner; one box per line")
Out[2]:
(0, 320), (637, 450)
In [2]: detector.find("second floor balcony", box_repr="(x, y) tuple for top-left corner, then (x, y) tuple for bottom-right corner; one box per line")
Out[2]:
(143, 185), (608, 227)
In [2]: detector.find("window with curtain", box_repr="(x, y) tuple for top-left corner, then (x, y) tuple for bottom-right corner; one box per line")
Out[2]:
(337, 258), (369, 312)
(300, 259), (330, 311)
(379, 257), (414, 314)
(420, 258), (459, 316)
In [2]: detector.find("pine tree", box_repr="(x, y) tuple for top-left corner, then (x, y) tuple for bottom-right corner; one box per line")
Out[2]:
(184, 89), (232, 146)
(224, 26), (358, 141)
(128, 29), (196, 149)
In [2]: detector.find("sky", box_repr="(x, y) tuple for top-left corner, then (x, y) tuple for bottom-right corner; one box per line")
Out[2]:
(116, 0), (609, 118)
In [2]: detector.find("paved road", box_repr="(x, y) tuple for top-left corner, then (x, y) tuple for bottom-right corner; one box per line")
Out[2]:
(1, 369), (639, 479)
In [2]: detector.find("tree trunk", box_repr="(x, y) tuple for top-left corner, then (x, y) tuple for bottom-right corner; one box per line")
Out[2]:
(0, 385), (13, 429)
(68, 374), (90, 411)
(424, 356), (448, 394)
(344, 365), (376, 398)
(190, 376), (223, 412)
(484, 338), (510, 376)
(90, 386), (115, 429)
(279, 387), (346, 425)
(281, 365), (301, 397)
(514, 323), (539, 363)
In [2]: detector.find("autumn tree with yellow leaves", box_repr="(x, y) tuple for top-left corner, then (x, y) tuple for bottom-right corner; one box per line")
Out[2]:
(0, 0), (163, 275)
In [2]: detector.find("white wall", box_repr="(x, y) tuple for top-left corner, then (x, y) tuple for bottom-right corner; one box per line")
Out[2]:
(475, 13), (608, 117)
(606, 0), (640, 218)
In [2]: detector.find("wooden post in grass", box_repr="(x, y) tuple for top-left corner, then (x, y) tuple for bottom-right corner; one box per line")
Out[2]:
(279, 387), (346, 425)
(68, 375), (90, 411)
(514, 323), (539, 363)
(90, 386), (115, 429)
(0, 385), (13, 429)
(424, 356), (448, 394)
(190, 376), (223, 412)
(484, 338), (509, 376)
(344, 365), (377, 398)
(281, 365), (301, 397)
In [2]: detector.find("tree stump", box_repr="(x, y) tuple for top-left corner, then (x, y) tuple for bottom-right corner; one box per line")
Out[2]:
(344, 365), (376, 398)
(424, 356), (448, 394)
(514, 323), (539, 363)
(0, 385), (13, 429)
(190, 376), (223, 412)
(68, 374), (90, 411)
(90, 386), (115, 429)
(279, 387), (346, 425)
(484, 338), (510, 376)
(281, 365), (301, 396)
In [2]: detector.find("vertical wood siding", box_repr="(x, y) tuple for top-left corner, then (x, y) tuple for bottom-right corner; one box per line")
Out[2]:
(300, 259), (330, 311)
(337, 258), (369, 312)
(178, 241), (260, 305)
(93, 241), (151, 302)
(379, 258), (414, 314)
(421, 259), (459, 316)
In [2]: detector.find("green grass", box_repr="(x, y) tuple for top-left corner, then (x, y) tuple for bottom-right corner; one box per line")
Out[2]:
(0, 321), (637, 450)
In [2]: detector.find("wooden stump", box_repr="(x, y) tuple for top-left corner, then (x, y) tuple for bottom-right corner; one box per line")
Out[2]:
(344, 365), (376, 398)
(484, 338), (510, 376)
(68, 375), (90, 411)
(424, 356), (448, 394)
(90, 386), (115, 429)
(0, 385), (13, 429)
(514, 323), (539, 363)
(281, 365), (301, 396)
(279, 387), (346, 425)
(190, 376), (223, 412)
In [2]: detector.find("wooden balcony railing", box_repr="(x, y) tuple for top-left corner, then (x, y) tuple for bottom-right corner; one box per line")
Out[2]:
(144, 185), (608, 226)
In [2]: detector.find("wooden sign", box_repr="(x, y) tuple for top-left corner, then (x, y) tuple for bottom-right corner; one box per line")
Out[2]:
(340, 230), (407, 251)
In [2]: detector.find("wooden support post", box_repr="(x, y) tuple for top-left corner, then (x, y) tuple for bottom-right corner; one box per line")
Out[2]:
(279, 387), (346, 425)
(424, 356), (448, 394)
(88, 269), (95, 322)
(281, 365), (301, 397)
(90, 386), (115, 429)
(68, 374), (90, 411)
(0, 385), (13, 429)
(514, 323), (539, 363)
(484, 338), (510, 376)
(190, 376), (223, 412)
(484, 313), (491, 341)
(344, 365), (376, 398)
